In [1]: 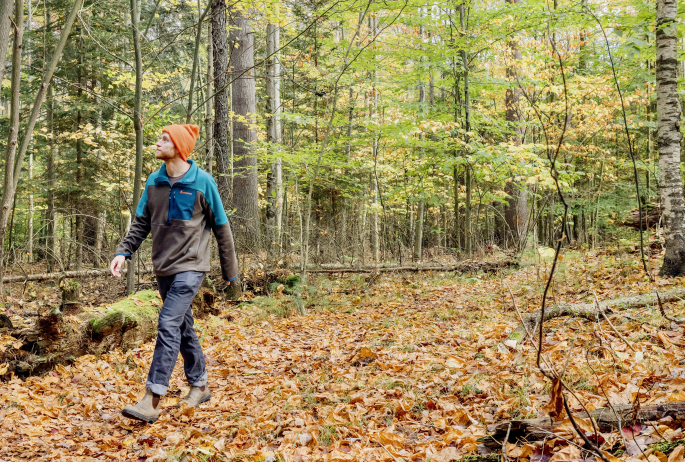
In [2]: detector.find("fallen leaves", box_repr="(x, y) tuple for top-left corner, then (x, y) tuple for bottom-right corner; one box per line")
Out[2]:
(0, 252), (684, 461)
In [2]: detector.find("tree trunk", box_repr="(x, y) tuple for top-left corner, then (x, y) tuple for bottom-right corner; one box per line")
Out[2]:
(0, 0), (12, 85)
(265, 22), (283, 262)
(127, 0), (144, 294)
(341, 87), (355, 254)
(460, 4), (472, 257)
(229, 9), (259, 248)
(465, 166), (472, 256)
(0, 0), (24, 291)
(503, 0), (528, 249)
(46, 82), (57, 273)
(75, 29), (84, 272)
(205, 19), (214, 173)
(0, 0), (82, 291)
(370, 16), (380, 263)
(657, 0), (685, 277)
(212, 0), (230, 201)
(186, 1), (210, 123)
(26, 0), (33, 264)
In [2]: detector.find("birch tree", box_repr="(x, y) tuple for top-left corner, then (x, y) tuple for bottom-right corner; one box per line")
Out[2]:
(265, 21), (283, 261)
(657, 0), (685, 277)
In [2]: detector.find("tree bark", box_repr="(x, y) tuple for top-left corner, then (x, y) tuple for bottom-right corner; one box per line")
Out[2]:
(265, 22), (283, 262)
(0, 0), (83, 291)
(657, 0), (685, 277)
(0, 0), (24, 291)
(460, 4), (472, 257)
(46, 82), (57, 273)
(127, 0), (144, 294)
(370, 16), (380, 263)
(503, 0), (528, 249)
(75, 27), (84, 272)
(205, 19), (214, 172)
(212, 0), (230, 200)
(0, 0), (12, 85)
(186, 1), (211, 123)
(341, 87), (355, 254)
(229, 9), (259, 247)
(26, 0), (34, 264)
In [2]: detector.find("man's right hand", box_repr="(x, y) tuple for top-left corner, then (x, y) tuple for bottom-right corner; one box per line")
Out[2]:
(110, 255), (126, 277)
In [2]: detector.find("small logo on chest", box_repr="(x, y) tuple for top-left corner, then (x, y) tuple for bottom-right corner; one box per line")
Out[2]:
(180, 190), (193, 195)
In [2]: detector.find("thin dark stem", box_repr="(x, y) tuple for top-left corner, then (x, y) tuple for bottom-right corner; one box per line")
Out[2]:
(583, 5), (650, 278)
(562, 393), (611, 462)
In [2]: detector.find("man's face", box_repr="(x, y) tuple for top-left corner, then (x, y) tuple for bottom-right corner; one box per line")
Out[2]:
(155, 132), (179, 160)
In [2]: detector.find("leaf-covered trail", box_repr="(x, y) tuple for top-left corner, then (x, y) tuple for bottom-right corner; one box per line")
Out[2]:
(3, 253), (685, 461)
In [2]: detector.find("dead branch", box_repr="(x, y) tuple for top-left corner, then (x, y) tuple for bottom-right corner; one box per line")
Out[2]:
(503, 287), (685, 346)
(306, 259), (519, 274)
(2, 268), (153, 284)
(656, 290), (685, 324)
(480, 401), (685, 448)
(593, 290), (636, 352)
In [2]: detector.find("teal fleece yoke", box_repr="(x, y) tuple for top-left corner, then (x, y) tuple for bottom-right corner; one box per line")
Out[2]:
(116, 160), (239, 282)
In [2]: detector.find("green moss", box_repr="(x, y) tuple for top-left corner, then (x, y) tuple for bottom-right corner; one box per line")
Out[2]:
(509, 331), (523, 341)
(89, 290), (161, 336)
(459, 454), (500, 462)
(653, 439), (685, 454)
(269, 275), (302, 295)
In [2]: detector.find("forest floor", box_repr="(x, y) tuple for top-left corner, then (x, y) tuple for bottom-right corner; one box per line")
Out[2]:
(2, 247), (685, 462)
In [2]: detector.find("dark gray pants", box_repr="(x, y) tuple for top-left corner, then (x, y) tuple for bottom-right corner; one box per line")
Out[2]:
(145, 271), (207, 396)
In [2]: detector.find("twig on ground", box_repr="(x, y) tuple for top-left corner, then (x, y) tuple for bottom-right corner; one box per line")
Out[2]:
(505, 282), (554, 373)
(656, 290), (685, 324)
(593, 290), (636, 352)
(561, 338), (575, 378)
(585, 348), (629, 451)
(373, 439), (401, 462)
(399, 420), (437, 429)
(502, 421), (512, 462)
(562, 393), (611, 462)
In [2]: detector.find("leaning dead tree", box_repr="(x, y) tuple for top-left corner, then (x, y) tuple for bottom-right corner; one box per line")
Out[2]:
(503, 286), (685, 346)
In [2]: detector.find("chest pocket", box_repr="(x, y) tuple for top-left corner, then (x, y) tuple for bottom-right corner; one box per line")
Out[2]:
(171, 188), (197, 221)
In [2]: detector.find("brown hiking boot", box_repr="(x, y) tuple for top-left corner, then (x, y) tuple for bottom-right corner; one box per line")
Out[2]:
(122, 389), (162, 423)
(178, 386), (211, 408)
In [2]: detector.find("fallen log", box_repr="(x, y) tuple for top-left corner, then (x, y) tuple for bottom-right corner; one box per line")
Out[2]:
(306, 259), (519, 274)
(1, 267), (153, 284)
(503, 287), (685, 347)
(2, 283), (217, 377)
(480, 401), (685, 448)
(622, 204), (661, 230)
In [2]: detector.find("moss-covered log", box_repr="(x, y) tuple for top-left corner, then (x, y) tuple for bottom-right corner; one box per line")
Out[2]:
(504, 287), (685, 347)
(3, 284), (218, 377)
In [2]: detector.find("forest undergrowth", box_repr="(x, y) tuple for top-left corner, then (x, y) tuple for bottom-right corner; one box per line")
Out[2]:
(2, 248), (685, 462)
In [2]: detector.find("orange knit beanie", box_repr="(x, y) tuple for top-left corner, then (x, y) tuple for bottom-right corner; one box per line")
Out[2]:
(162, 124), (200, 161)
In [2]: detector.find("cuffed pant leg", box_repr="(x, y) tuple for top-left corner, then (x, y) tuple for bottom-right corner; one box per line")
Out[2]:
(179, 299), (207, 387)
(145, 271), (205, 396)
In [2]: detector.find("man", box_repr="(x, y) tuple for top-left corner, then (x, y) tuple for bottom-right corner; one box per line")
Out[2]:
(110, 124), (238, 423)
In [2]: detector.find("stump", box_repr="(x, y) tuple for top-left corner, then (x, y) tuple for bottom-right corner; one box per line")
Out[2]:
(60, 279), (81, 314)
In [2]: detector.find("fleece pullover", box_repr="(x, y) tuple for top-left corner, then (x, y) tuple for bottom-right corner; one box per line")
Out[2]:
(116, 160), (238, 282)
